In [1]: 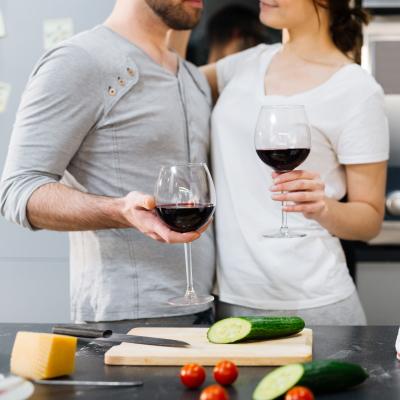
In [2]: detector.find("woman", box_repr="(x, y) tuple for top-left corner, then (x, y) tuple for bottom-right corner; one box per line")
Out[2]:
(174, 0), (389, 324)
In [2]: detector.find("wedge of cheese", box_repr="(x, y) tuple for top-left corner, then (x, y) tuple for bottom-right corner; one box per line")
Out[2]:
(10, 332), (77, 380)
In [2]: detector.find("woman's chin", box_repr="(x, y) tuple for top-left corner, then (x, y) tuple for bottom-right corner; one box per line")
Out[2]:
(259, 13), (285, 30)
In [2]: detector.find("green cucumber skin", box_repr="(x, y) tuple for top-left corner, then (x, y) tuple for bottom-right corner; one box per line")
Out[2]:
(238, 317), (305, 342)
(299, 360), (369, 393)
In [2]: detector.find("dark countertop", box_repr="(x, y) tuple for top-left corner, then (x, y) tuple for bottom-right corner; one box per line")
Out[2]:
(1, 323), (400, 399)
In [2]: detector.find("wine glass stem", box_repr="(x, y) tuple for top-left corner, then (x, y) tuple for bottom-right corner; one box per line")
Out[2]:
(280, 191), (289, 236)
(184, 242), (196, 298)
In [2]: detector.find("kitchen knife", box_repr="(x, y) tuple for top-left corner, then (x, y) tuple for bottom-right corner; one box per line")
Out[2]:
(52, 325), (190, 348)
(35, 380), (143, 387)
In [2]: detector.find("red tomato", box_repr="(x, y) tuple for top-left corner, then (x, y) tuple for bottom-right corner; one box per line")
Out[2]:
(200, 384), (229, 400)
(213, 360), (238, 386)
(180, 364), (206, 389)
(285, 386), (315, 400)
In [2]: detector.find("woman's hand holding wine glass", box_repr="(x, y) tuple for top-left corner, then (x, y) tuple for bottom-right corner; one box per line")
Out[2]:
(270, 170), (327, 219)
(255, 105), (312, 238)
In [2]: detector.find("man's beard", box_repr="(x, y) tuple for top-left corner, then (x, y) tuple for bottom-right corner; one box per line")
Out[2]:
(145, 0), (202, 30)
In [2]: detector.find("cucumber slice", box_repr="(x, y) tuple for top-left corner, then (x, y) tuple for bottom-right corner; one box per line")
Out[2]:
(253, 364), (304, 400)
(207, 317), (252, 344)
(207, 317), (305, 344)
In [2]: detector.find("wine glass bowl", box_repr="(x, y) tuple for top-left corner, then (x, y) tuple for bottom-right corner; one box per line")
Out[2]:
(155, 163), (216, 306)
(255, 105), (312, 238)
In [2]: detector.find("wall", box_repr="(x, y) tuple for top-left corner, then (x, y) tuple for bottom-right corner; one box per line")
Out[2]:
(0, 0), (114, 323)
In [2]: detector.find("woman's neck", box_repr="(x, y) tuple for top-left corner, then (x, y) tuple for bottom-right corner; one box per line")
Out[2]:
(282, 15), (349, 66)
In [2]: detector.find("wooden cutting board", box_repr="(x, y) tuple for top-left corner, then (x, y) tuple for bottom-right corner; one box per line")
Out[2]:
(104, 327), (313, 366)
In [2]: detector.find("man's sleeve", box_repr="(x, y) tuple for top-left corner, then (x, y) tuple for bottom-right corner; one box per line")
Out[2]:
(0, 44), (104, 230)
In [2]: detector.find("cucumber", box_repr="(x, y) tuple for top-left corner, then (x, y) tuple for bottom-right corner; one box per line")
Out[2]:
(207, 317), (305, 344)
(299, 360), (369, 393)
(253, 364), (304, 400)
(253, 360), (369, 400)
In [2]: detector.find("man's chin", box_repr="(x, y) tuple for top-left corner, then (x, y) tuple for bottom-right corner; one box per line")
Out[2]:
(166, 14), (202, 30)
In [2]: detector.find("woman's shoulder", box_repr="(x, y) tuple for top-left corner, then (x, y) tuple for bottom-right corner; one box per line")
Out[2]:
(339, 64), (384, 99)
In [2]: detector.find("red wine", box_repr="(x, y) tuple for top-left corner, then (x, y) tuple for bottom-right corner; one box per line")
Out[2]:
(156, 203), (215, 233)
(256, 148), (310, 172)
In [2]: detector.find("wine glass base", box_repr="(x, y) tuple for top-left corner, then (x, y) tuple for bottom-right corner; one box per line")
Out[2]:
(262, 231), (306, 239)
(168, 294), (214, 307)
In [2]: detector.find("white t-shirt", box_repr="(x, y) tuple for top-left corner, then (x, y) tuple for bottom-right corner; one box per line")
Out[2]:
(212, 44), (389, 310)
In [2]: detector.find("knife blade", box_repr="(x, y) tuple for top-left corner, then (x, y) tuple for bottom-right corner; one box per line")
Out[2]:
(35, 380), (143, 387)
(52, 324), (190, 348)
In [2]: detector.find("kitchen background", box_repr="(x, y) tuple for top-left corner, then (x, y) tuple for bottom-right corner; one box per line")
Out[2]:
(0, 0), (399, 324)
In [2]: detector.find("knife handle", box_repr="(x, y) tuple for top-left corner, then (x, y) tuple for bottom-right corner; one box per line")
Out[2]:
(52, 325), (113, 339)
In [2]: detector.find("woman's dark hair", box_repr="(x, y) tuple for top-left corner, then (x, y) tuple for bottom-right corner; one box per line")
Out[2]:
(207, 6), (280, 51)
(313, 0), (370, 64)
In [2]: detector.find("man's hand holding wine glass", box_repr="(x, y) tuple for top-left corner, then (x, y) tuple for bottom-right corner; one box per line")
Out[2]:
(121, 191), (203, 244)
(270, 170), (328, 219)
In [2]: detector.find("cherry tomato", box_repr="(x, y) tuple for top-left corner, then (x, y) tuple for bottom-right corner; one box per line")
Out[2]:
(213, 360), (238, 386)
(285, 386), (315, 400)
(200, 384), (229, 400)
(180, 363), (206, 389)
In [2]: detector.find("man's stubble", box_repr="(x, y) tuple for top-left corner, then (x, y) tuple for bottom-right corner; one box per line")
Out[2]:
(144, 0), (202, 30)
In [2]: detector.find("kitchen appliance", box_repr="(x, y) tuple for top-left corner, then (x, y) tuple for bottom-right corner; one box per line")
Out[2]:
(52, 325), (190, 348)
(362, 14), (400, 220)
(105, 327), (313, 366)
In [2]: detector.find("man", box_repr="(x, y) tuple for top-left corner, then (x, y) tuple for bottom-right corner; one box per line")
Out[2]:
(0, 0), (215, 324)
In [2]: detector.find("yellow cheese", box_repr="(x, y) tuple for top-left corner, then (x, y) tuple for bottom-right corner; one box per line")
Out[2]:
(10, 332), (77, 380)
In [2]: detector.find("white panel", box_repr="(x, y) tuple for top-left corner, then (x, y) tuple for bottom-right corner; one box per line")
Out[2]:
(357, 262), (400, 325)
(0, 260), (70, 323)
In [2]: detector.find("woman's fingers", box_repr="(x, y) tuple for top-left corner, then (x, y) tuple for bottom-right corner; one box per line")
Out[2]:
(272, 190), (324, 203)
(269, 170), (327, 218)
(283, 201), (326, 215)
(270, 178), (324, 193)
(272, 170), (320, 184)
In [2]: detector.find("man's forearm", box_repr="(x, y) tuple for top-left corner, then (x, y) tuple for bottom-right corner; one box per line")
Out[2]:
(27, 183), (129, 231)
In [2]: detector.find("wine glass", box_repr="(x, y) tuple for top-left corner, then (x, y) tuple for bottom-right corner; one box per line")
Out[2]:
(155, 163), (216, 306)
(255, 105), (312, 238)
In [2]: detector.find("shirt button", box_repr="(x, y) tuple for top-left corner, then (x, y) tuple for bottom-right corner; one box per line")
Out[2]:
(118, 77), (126, 87)
(127, 67), (135, 77)
(108, 86), (116, 96)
